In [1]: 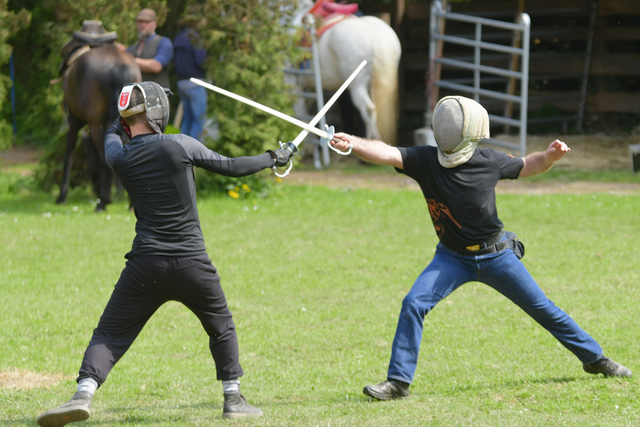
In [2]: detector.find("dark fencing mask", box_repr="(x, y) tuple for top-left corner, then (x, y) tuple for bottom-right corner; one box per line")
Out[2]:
(118, 82), (172, 134)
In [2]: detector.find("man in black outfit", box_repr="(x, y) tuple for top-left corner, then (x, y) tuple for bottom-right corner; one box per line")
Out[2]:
(37, 82), (292, 426)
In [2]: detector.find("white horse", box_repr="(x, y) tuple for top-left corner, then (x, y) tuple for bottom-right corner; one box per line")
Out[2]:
(293, 0), (402, 145)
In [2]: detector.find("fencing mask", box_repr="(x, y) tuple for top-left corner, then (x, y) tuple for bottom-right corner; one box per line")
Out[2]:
(118, 82), (172, 134)
(432, 96), (490, 168)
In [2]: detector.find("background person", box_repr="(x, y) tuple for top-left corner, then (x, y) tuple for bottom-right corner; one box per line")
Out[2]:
(36, 82), (293, 426)
(173, 22), (208, 139)
(330, 95), (632, 401)
(127, 8), (173, 88)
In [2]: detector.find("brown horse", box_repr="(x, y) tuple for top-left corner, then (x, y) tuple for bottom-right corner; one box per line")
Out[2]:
(56, 44), (141, 211)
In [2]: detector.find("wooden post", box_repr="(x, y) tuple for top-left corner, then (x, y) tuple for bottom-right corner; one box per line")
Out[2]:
(428, 0), (447, 116)
(503, 0), (526, 134)
(395, 0), (405, 30)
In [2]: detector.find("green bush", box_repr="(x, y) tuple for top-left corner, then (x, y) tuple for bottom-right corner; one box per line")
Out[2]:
(183, 0), (306, 194)
(0, 0), (30, 150)
(5, 0), (303, 197)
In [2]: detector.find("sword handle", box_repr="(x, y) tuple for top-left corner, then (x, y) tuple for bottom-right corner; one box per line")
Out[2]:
(273, 141), (296, 178)
(324, 125), (352, 155)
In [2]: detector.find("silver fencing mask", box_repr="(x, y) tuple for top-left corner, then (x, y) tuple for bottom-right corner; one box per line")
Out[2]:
(118, 81), (171, 134)
(432, 96), (490, 168)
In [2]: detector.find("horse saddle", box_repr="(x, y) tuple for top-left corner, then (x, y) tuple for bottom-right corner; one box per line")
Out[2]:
(307, 0), (359, 38)
(58, 20), (118, 76)
(308, 0), (359, 18)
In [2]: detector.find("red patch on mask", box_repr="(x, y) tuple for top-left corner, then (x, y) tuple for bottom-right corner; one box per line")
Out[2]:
(119, 92), (130, 108)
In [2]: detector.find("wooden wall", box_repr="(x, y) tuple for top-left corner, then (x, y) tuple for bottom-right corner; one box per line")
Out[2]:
(368, 0), (640, 136)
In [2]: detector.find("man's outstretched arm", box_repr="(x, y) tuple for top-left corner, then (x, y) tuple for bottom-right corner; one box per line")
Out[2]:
(331, 132), (404, 169)
(519, 139), (570, 178)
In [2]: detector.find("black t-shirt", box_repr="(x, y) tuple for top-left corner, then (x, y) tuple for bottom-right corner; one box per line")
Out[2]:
(397, 145), (524, 248)
(105, 120), (274, 258)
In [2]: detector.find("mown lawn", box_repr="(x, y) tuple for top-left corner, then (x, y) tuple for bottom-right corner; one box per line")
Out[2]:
(0, 168), (638, 426)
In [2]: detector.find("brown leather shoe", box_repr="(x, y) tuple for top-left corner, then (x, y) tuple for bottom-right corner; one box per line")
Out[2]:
(37, 391), (92, 427)
(363, 379), (410, 400)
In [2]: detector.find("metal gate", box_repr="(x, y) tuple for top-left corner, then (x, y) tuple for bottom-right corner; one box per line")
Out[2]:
(283, 15), (330, 169)
(428, 0), (531, 156)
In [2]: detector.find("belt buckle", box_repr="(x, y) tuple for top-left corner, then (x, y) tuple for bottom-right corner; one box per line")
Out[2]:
(466, 244), (480, 251)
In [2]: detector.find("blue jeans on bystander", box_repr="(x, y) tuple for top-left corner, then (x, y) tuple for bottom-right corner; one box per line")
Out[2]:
(387, 238), (604, 384)
(178, 79), (208, 139)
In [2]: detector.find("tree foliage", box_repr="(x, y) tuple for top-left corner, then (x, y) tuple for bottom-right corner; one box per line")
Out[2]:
(5, 0), (169, 146)
(181, 0), (306, 193)
(3, 0), (304, 195)
(0, 0), (30, 150)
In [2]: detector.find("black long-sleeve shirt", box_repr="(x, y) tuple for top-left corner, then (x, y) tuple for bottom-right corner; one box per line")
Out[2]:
(105, 120), (275, 258)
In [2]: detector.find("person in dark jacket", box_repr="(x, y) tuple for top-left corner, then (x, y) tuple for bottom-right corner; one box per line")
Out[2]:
(36, 82), (293, 426)
(331, 95), (632, 401)
(173, 23), (208, 139)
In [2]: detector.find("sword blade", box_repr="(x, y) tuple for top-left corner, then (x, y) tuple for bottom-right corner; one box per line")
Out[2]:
(291, 60), (367, 147)
(190, 78), (331, 140)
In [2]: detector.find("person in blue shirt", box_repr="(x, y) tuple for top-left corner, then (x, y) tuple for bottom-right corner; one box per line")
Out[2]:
(173, 22), (208, 139)
(126, 8), (173, 88)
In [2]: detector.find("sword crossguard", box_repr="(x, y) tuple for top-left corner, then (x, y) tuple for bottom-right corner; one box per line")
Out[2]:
(283, 141), (300, 155)
(320, 125), (335, 148)
(324, 124), (352, 156)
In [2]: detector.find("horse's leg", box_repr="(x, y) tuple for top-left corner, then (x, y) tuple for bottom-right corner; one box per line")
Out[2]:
(83, 130), (101, 198)
(338, 90), (366, 137)
(349, 84), (381, 141)
(56, 114), (83, 204)
(89, 124), (112, 212)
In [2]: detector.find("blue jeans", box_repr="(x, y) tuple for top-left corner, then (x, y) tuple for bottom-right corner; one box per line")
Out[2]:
(387, 239), (603, 384)
(178, 80), (208, 139)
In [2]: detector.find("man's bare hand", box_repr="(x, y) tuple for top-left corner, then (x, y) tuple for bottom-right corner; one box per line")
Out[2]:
(520, 139), (571, 178)
(546, 140), (570, 162)
(331, 132), (357, 153)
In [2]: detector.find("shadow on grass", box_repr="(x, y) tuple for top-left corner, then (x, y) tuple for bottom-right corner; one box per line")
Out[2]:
(0, 191), (120, 215)
(426, 374), (609, 398)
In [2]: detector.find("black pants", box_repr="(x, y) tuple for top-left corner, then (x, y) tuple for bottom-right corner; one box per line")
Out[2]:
(78, 254), (244, 387)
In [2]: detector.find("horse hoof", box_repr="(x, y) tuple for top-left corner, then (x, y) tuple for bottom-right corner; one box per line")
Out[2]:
(55, 197), (66, 205)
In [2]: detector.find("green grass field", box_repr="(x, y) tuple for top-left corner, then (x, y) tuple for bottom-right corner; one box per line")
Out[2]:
(1, 169), (639, 426)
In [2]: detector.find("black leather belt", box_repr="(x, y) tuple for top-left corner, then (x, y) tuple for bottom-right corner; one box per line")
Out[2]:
(444, 231), (506, 256)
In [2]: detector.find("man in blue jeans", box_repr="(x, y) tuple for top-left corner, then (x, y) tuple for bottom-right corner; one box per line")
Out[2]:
(331, 95), (632, 400)
(173, 23), (208, 139)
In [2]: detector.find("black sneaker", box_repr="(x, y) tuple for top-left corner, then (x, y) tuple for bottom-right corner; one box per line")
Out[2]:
(222, 392), (263, 419)
(583, 356), (632, 378)
(37, 391), (92, 427)
(363, 379), (410, 400)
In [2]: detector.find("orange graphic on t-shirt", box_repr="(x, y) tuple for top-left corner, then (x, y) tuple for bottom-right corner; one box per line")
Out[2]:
(426, 198), (462, 238)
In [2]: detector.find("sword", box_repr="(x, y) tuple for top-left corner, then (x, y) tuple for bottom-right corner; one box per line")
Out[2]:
(190, 79), (333, 141)
(190, 59), (366, 153)
(289, 60), (367, 151)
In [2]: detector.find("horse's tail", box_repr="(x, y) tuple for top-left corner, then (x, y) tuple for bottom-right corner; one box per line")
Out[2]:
(370, 34), (401, 146)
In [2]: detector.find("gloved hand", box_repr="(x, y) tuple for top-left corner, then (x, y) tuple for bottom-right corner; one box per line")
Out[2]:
(267, 146), (293, 167)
